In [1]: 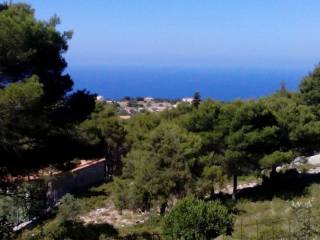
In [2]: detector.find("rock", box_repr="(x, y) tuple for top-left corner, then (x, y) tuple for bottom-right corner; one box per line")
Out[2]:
(307, 154), (320, 165)
(292, 156), (307, 165)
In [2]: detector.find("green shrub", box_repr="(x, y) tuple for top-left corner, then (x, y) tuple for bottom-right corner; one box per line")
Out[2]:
(163, 196), (233, 240)
(112, 178), (131, 213)
(0, 216), (15, 240)
(291, 200), (320, 239)
(57, 194), (81, 223)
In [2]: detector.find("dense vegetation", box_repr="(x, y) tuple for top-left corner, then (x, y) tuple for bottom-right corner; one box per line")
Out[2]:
(0, 2), (97, 179)
(2, 2), (320, 239)
(110, 83), (320, 210)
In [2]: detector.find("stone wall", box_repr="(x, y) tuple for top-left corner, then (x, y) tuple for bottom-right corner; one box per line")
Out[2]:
(47, 159), (106, 204)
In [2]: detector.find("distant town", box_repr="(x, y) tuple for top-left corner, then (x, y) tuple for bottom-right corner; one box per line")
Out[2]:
(96, 95), (195, 118)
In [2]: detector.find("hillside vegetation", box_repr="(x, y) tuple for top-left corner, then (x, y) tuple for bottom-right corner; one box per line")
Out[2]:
(3, 2), (320, 239)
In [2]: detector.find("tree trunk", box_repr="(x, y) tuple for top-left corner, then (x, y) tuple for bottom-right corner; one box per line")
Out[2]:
(270, 164), (277, 178)
(232, 174), (238, 200)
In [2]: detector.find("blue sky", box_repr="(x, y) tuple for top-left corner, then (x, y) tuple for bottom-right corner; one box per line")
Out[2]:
(13, 0), (320, 69)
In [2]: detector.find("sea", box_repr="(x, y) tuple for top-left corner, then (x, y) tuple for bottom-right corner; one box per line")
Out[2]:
(69, 66), (310, 101)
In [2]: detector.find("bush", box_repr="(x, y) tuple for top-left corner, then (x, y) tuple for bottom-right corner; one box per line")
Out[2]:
(0, 216), (14, 240)
(20, 180), (48, 218)
(57, 194), (81, 223)
(163, 196), (233, 240)
(112, 178), (131, 212)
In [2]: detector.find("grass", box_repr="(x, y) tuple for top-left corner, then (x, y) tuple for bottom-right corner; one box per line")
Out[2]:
(231, 183), (320, 239)
(19, 171), (320, 239)
(75, 182), (114, 213)
(237, 175), (260, 185)
(118, 214), (163, 237)
(19, 181), (163, 239)
(77, 181), (164, 237)
(117, 182), (320, 239)
(18, 182), (115, 240)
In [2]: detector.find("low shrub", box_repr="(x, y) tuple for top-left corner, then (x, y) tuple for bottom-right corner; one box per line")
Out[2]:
(163, 196), (233, 240)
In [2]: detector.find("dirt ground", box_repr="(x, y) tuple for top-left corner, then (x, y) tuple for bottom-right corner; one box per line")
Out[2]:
(79, 201), (150, 228)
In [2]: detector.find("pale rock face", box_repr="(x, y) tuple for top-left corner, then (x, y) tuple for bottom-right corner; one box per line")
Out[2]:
(307, 154), (320, 165)
(293, 156), (307, 164)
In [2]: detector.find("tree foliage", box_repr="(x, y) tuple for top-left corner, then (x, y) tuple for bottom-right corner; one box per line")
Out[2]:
(192, 91), (201, 109)
(0, 3), (73, 103)
(121, 123), (201, 212)
(0, 216), (14, 240)
(57, 194), (80, 223)
(163, 196), (233, 239)
(0, 76), (44, 156)
(4, 4), (320, 235)
(223, 101), (281, 196)
(300, 65), (320, 106)
(0, 3), (96, 175)
(78, 103), (128, 175)
(260, 150), (295, 170)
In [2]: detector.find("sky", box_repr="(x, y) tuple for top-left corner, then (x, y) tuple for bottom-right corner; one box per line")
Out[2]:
(12, 0), (320, 70)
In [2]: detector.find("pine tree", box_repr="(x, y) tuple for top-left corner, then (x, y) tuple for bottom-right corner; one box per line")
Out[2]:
(192, 91), (201, 109)
(279, 80), (288, 97)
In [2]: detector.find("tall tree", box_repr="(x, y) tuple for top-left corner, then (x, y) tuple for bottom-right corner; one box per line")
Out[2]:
(0, 3), (96, 125)
(299, 65), (320, 106)
(0, 2), (96, 174)
(223, 101), (280, 199)
(0, 3), (73, 103)
(78, 103), (128, 175)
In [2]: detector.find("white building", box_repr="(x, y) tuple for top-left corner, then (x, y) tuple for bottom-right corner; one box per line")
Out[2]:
(144, 97), (154, 102)
(181, 97), (194, 103)
(96, 95), (104, 101)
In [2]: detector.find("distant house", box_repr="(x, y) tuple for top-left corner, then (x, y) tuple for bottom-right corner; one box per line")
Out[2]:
(144, 97), (154, 102)
(181, 97), (194, 103)
(96, 95), (104, 101)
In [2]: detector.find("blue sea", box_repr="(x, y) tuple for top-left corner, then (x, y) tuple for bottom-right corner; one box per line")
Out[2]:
(69, 66), (310, 101)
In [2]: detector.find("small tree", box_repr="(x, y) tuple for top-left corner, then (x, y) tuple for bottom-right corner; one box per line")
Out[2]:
(122, 123), (201, 213)
(278, 80), (289, 97)
(163, 197), (233, 240)
(57, 194), (80, 223)
(112, 178), (131, 214)
(260, 150), (295, 174)
(192, 91), (201, 109)
(196, 165), (225, 198)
